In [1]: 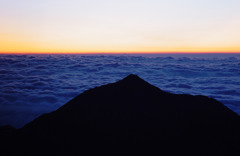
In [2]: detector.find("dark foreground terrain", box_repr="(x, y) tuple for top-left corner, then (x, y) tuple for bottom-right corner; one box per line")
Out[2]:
(1, 74), (240, 156)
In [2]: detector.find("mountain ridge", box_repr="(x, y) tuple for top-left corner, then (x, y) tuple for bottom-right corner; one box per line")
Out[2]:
(1, 74), (240, 156)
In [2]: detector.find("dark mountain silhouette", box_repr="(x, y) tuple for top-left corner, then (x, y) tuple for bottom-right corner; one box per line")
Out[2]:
(1, 74), (240, 156)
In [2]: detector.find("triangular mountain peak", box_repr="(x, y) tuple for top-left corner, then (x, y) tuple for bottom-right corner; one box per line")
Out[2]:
(122, 74), (142, 81)
(111, 74), (162, 95)
(117, 74), (149, 86)
(124, 74), (141, 79)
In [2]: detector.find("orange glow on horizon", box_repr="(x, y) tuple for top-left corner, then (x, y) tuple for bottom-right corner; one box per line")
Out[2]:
(1, 51), (240, 55)
(1, 1), (240, 55)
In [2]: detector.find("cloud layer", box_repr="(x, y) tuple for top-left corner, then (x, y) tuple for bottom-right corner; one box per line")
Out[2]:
(0, 54), (240, 128)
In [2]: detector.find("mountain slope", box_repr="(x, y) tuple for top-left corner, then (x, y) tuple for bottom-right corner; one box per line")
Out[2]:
(2, 74), (240, 156)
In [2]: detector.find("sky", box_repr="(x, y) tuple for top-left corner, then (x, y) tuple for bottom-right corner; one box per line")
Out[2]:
(0, 0), (240, 54)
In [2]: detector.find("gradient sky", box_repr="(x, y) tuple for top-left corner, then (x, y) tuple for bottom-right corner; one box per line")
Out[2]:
(0, 0), (240, 53)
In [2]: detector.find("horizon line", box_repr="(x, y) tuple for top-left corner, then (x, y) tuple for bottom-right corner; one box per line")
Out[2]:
(0, 51), (240, 55)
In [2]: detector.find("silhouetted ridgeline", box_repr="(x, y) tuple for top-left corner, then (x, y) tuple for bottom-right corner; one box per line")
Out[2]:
(1, 74), (240, 156)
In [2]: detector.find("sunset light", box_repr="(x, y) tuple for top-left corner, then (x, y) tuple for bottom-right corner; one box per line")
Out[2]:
(1, 0), (240, 54)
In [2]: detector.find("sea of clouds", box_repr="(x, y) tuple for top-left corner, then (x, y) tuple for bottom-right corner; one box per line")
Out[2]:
(0, 54), (240, 128)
